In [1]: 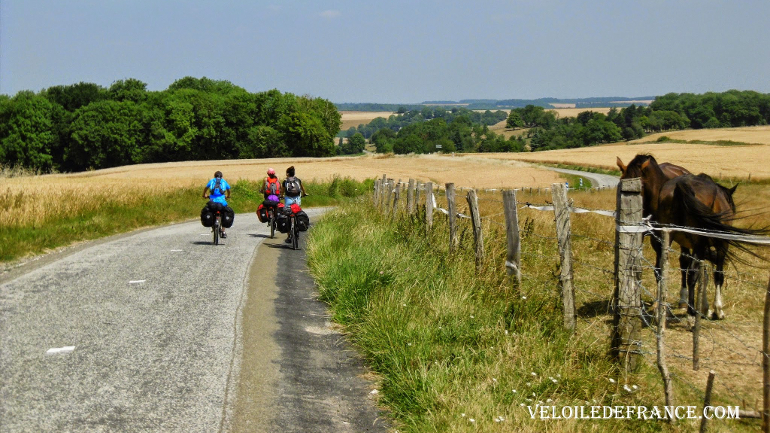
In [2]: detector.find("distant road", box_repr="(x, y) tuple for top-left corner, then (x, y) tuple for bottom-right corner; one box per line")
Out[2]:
(544, 167), (619, 189)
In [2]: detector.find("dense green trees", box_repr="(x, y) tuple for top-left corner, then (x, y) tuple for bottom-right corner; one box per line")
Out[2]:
(650, 90), (770, 129)
(0, 91), (58, 170)
(339, 133), (366, 155)
(0, 77), (341, 172)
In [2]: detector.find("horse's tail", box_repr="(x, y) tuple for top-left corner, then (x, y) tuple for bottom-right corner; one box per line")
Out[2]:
(673, 181), (769, 263)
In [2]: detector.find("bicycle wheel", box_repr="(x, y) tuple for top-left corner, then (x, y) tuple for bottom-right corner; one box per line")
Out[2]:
(213, 216), (220, 245)
(269, 210), (275, 239)
(291, 217), (299, 250)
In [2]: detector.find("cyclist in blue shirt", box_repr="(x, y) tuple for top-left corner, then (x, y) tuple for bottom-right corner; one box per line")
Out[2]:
(202, 171), (231, 238)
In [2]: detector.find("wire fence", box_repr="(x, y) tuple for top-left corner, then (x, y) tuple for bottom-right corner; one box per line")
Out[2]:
(373, 175), (770, 431)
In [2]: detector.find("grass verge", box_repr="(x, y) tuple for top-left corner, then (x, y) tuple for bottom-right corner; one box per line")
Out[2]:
(0, 176), (372, 262)
(306, 198), (675, 432)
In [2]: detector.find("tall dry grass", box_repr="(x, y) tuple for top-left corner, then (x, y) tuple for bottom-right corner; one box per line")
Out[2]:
(309, 184), (770, 431)
(0, 176), (199, 228)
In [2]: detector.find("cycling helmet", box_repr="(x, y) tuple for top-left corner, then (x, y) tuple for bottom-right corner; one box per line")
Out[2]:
(214, 171), (223, 178)
(267, 168), (276, 175)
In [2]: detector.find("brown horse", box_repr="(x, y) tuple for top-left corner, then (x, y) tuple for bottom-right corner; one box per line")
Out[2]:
(644, 161), (738, 311)
(617, 154), (747, 320)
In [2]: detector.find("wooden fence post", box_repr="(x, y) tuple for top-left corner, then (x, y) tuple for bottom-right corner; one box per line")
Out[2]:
(657, 229), (675, 414)
(415, 182), (421, 211)
(373, 179), (380, 207)
(384, 179), (394, 215)
(407, 178), (415, 215)
(467, 189), (484, 272)
(380, 174), (387, 211)
(700, 371), (716, 433)
(764, 274), (770, 433)
(552, 183), (575, 331)
(426, 182), (434, 229)
(379, 177), (388, 211)
(503, 190), (522, 287)
(392, 181), (401, 217)
(612, 177), (644, 371)
(446, 183), (457, 252)
(693, 263), (709, 371)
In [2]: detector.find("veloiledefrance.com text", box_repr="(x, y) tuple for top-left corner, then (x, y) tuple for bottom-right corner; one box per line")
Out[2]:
(527, 405), (741, 421)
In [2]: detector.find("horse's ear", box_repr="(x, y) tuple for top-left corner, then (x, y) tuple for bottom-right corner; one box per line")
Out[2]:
(729, 184), (738, 195)
(640, 159), (650, 171)
(616, 157), (627, 174)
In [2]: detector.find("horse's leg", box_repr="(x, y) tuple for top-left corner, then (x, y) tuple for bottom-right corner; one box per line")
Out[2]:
(684, 256), (703, 330)
(678, 248), (692, 308)
(710, 247), (727, 320)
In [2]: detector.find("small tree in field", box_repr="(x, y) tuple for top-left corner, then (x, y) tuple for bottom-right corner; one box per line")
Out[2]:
(340, 132), (366, 154)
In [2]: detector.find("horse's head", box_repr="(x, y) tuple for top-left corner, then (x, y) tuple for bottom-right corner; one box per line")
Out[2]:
(617, 154), (660, 180)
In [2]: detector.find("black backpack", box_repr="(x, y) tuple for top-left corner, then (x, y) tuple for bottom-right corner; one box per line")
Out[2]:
(285, 177), (300, 196)
(211, 178), (224, 195)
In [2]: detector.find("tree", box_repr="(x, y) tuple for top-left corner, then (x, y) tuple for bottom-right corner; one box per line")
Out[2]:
(43, 82), (105, 112)
(66, 100), (143, 170)
(371, 128), (396, 153)
(506, 110), (524, 129)
(0, 92), (57, 170)
(340, 132), (366, 154)
(108, 78), (148, 103)
(279, 111), (335, 157)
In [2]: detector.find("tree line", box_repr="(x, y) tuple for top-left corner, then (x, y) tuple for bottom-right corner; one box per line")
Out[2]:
(340, 107), (516, 154)
(511, 90), (770, 151)
(348, 90), (769, 155)
(0, 77), (341, 172)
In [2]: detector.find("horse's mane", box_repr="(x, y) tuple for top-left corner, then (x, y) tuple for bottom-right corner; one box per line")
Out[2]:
(625, 154), (660, 177)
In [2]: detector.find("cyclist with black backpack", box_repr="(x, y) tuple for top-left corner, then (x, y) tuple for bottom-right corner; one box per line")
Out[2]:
(202, 171), (232, 238)
(282, 166), (307, 243)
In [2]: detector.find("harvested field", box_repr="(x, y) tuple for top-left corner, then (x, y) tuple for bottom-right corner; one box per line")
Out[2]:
(550, 107), (612, 118)
(0, 153), (564, 196)
(476, 129), (770, 180)
(630, 125), (770, 146)
(339, 111), (393, 131)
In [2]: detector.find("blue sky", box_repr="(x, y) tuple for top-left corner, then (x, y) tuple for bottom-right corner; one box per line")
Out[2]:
(1, 0), (769, 103)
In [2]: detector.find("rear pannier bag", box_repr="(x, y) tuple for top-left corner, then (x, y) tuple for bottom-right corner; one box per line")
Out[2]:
(257, 204), (268, 223)
(276, 213), (290, 233)
(296, 210), (310, 231)
(222, 206), (235, 228)
(201, 206), (214, 227)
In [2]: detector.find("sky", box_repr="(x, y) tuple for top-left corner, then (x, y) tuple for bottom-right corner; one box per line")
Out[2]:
(1, 0), (769, 104)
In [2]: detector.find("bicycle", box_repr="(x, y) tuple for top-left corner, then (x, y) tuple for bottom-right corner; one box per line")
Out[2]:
(267, 205), (277, 239)
(212, 209), (224, 245)
(289, 212), (299, 250)
(204, 195), (225, 245)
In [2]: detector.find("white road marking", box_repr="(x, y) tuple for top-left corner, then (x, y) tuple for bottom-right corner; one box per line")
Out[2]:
(46, 346), (75, 355)
(170, 249), (183, 252)
(129, 280), (146, 284)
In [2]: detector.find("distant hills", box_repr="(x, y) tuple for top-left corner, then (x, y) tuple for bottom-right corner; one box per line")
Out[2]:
(336, 97), (655, 112)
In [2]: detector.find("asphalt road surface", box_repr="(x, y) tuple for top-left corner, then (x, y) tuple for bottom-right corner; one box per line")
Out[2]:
(0, 210), (389, 432)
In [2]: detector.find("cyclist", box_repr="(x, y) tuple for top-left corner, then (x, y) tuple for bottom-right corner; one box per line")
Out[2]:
(260, 168), (281, 201)
(282, 165), (307, 243)
(202, 170), (231, 238)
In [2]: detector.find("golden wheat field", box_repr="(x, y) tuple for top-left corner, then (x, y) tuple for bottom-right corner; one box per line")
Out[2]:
(339, 111), (394, 131)
(481, 126), (770, 180)
(0, 154), (565, 227)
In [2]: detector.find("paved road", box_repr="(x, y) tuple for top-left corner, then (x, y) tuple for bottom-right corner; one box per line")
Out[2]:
(0, 210), (388, 432)
(545, 167), (620, 189)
